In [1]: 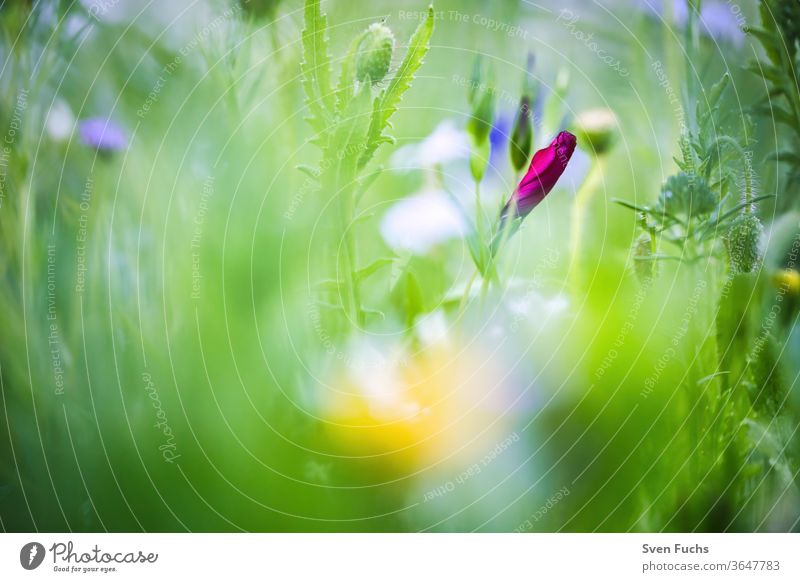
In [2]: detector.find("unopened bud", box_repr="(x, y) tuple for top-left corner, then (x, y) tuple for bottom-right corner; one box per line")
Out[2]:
(574, 108), (617, 156)
(468, 88), (495, 146)
(356, 23), (395, 84)
(725, 212), (764, 273)
(510, 95), (533, 172)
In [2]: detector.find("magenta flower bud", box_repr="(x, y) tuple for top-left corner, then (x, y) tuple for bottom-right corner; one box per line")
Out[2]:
(501, 130), (576, 220)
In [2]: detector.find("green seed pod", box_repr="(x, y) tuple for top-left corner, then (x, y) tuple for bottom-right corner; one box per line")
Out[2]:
(468, 57), (483, 106)
(510, 95), (533, 172)
(467, 86), (495, 147)
(658, 172), (716, 217)
(355, 23), (395, 84)
(632, 232), (657, 285)
(725, 212), (764, 273)
(574, 108), (617, 156)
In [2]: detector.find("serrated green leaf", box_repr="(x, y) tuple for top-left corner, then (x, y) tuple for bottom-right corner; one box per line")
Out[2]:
(336, 29), (369, 115)
(301, 0), (335, 137)
(320, 79), (374, 194)
(359, 6), (435, 168)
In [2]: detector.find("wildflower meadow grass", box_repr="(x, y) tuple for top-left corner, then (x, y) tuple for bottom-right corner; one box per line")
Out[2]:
(0, 0), (799, 534)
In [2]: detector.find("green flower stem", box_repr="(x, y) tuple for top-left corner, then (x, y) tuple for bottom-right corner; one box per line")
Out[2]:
(458, 269), (479, 316)
(568, 157), (607, 289)
(338, 186), (362, 326)
(474, 180), (485, 266)
(479, 265), (491, 308)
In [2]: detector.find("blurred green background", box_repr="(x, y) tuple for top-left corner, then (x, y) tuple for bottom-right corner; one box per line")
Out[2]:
(0, 0), (798, 532)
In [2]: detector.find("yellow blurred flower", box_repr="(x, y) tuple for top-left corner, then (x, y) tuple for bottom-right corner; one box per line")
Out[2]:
(774, 268), (800, 295)
(319, 334), (512, 466)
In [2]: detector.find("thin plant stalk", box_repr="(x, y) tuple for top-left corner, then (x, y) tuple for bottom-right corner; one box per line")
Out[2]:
(568, 157), (607, 289)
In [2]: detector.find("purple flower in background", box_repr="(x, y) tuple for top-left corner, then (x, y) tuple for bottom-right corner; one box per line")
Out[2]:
(698, 1), (745, 48)
(78, 117), (128, 152)
(634, 0), (745, 47)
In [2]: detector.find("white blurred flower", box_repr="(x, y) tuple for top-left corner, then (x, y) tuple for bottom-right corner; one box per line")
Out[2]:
(507, 291), (570, 319)
(380, 189), (468, 255)
(416, 310), (450, 347)
(45, 99), (75, 143)
(344, 339), (419, 421)
(390, 120), (470, 171)
(64, 13), (93, 41)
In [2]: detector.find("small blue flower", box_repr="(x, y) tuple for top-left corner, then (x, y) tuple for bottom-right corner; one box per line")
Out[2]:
(489, 113), (511, 164)
(78, 117), (127, 152)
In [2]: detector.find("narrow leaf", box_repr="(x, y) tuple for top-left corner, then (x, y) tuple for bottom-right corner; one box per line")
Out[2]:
(356, 258), (395, 282)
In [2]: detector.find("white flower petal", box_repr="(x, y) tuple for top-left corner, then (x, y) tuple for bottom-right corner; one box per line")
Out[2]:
(45, 99), (75, 142)
(390, 120), (470, 171)
(381, 189), (468, 255)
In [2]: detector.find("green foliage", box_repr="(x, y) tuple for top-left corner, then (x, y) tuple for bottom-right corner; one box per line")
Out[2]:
(3, 0), (800, 535)
(463, 57), (495, 183)
(391, 268), (425, 327)
(616, 73), (768, 270)
(747, 330), (787, 416)
(300, 0), (334, 137)
(746, 1), (800, 195)
(715, 273), (762, 392)
(359, 7), (435, 168)
(335, 29), (369, 115)
(300, 0), (435, 325)
(301, 0), (434, 168)
(658, 172), (716, 217)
